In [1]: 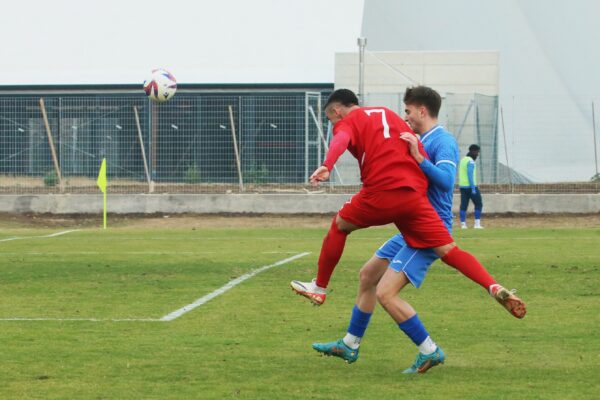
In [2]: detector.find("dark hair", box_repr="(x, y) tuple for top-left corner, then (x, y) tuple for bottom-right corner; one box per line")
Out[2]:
(469, 144), (480, 152)
(403, 86), (442, 118)
(325, 89), (359, 109)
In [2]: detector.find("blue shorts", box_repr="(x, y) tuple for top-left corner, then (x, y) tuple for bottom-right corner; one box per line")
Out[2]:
(375, 234), (440, 288)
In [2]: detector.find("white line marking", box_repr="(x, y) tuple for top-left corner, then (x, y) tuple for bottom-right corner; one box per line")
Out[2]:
(0, 317), (159, 322)
(0, 229), (80, 242)
(160, 252), (311, 321)
(0, 251), (311, 323)
(261, 251), (305, 254)
(44, 229), (80, 238)
(0, 251), (215, 255)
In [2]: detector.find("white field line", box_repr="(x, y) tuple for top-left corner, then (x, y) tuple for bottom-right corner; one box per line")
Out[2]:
(104, 235), (591, 242)
(0, 251), (311, 323)
(0, 229), (80, 242)
(0, 251), (215, 255)
(0, 317), (160, 322)
(160, 251), (311, 321)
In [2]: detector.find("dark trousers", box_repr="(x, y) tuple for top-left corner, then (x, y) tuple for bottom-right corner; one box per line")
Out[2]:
(459, 187), (483, 211)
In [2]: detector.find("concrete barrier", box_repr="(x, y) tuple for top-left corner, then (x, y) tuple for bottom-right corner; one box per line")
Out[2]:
(0, 193), (599, 214)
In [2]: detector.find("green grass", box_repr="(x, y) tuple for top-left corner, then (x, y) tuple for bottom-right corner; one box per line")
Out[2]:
(0, 224), (598, 399)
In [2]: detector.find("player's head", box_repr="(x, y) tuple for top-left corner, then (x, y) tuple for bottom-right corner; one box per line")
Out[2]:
(324, 89), (359, 124)
(403, 86), (442, 134)
(468, 144), (480, 160)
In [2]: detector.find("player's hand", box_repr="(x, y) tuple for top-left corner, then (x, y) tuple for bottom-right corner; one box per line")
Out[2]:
(400, 132), (425, 164)
(310, 166), (330, 185)
(471, 187), (477, 194)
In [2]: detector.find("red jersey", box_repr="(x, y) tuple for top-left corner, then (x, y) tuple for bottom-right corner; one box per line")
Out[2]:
(323, 106), (428, 192)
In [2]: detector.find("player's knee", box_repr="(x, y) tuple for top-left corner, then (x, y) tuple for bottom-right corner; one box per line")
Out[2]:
(335, 215), (357, 234)
(359, 266), (376, 288)
(434, 242), (456, 258)
(375, 285), (394, 308)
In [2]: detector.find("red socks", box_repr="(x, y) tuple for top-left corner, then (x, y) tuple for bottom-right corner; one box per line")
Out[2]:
(316, 217), (349, 288)
(441, 246), (497, 290)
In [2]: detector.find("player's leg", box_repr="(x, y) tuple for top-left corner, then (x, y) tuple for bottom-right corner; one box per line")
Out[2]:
(435, 244), (526, 318)
(316, 214), (360, 288)
(291, 214), (360, 305)
(312, 254), (389, 363)
(459, 188), (470, 229)
(472, 188), (484, 229)
(398, 193), (526, 319)
(375, 259), (445, 374)
(292, 188), (403, 305)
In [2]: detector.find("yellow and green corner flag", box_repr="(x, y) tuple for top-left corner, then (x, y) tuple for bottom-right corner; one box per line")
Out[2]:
(97, 158), (107, 229)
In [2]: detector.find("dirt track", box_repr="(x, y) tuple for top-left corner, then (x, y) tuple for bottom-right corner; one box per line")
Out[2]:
(0, 213), (598, 230)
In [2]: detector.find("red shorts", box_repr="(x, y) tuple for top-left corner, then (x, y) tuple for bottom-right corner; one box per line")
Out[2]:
(338, 187), (453, 249)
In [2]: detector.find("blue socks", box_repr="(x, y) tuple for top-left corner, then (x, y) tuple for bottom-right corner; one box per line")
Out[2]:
(459, 210), (467, 223)
(474, 208), (482, 219)
(347, 305), (372, 338)
(398, 314), (429, 346)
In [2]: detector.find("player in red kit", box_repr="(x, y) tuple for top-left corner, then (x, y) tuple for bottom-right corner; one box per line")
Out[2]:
(291, 88), (454, 303)
(290, 89), (526, 321)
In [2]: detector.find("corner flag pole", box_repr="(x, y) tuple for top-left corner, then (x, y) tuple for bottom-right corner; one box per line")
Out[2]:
(97, 158), (107, 229)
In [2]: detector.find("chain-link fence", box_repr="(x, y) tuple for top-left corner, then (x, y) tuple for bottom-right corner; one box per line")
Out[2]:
(363, 92), (600, 193)
(1, 90), (599, 194)
(0, 92), (334, 194)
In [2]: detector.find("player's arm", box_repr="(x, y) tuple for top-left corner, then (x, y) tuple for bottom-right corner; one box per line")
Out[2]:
(419, 158), (456, 192)
(310, 129), (351, 183)
(400, 133), (455, 192)
(467, 160), (476, 193)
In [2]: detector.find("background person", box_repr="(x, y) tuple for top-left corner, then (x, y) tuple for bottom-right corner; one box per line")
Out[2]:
(459, 144), (483, 229)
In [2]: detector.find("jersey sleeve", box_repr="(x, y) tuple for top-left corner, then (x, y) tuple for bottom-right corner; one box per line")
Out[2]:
(322, 128), (351, 172)
(467, 161), (476, 188)
(419, 136), (458, 191)
(432, 141), (458, 170)
(419, 157), (456, 192)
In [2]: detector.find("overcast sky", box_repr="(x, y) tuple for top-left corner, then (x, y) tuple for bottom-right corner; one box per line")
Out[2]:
(0, 0), (364, 85)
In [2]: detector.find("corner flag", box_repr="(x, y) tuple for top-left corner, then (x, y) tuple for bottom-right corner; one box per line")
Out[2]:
(97, 158), (107, 193)
(97, 158), (107, 228)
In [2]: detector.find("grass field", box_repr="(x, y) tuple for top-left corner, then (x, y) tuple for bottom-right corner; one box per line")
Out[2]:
(0, 216), (598, 399)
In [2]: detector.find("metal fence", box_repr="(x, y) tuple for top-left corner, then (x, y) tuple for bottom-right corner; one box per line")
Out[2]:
(1, 91), (599, 194)
(0, 92), (333, 194)
(364, 92), (600, 193)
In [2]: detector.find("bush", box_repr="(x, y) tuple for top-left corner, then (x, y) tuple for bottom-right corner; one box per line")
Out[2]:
(43, 170), (58, 187)
(245, 163), (269, 183)
(185, 164), (202, 184)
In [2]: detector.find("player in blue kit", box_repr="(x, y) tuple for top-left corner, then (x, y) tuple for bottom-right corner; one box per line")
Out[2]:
(312, 86), (525, 374)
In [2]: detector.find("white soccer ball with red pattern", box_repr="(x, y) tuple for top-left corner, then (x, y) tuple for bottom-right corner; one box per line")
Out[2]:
(143, 69), (177, 102)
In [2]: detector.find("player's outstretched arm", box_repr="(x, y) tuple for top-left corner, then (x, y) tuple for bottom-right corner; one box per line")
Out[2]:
(314, 129), (350, 185)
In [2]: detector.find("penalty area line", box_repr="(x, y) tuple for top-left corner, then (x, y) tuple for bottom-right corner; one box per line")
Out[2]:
(0, 317), (160, 322)
(0, 229), (80, 242)
(0, 251), (311, 323)
(160, 251), (311, 322)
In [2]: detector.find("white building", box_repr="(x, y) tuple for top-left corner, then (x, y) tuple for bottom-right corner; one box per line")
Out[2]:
(335, 0), (600, 183)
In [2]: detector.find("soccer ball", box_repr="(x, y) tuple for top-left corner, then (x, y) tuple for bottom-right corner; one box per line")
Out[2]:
(143, 69), (177, 102)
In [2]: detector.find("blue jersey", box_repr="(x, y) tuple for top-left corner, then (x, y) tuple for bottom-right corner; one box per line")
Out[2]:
(418, 125), (460, 232)
(375, 125), (459, 288)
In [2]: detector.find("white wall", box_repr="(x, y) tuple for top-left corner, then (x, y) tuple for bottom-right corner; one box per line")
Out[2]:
(335, 51), (499, 96)
(1, 194), (598, 214)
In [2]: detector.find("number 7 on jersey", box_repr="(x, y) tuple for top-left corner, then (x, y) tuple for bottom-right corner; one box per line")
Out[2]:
(364, 108), (390, 138)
